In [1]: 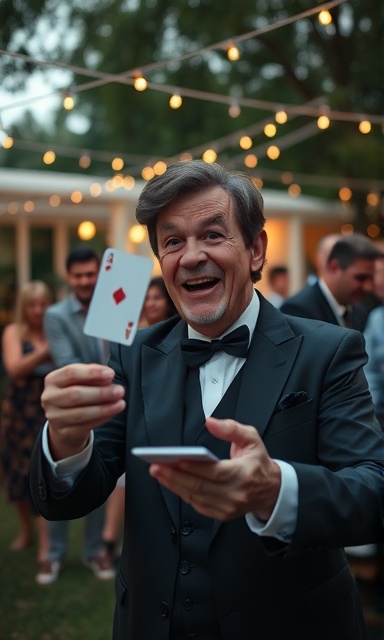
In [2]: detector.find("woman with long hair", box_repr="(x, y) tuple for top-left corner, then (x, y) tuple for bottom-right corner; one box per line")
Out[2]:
(0, 280), (53, 561)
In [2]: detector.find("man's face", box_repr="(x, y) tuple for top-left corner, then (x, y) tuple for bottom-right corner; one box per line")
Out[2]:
(330, 258), (375, 305)
(66, 259), (99, 307)
(156, 186), (266, 337)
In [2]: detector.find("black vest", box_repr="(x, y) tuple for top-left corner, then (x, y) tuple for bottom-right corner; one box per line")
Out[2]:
(170, 366), (244, 640)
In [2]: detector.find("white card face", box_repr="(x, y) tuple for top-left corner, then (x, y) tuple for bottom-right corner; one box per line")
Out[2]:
(83, 248), (153, 346)
(131, 446), (219, 463)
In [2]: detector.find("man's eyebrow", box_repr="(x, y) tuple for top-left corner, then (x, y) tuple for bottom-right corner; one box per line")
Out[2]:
(158, 215), (228, 235)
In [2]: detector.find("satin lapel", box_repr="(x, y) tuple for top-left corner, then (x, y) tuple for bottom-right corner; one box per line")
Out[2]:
(141, 320), (188, 524)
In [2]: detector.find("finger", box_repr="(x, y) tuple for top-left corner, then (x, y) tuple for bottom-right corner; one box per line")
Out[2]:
(42, 382), (125, 410)
(46, 397), (126, 430)
(45, 364), (115, 389)
(205, 417), (259, 448)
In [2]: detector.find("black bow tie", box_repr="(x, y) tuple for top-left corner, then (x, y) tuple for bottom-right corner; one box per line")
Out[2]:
(180, 325), (250, 368)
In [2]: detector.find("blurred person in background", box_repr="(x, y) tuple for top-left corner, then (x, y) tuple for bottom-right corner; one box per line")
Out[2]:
(364, 257), (384, 427)
(139, 276), (177, 327)
(265, 265), (290, 309)
(281, 233), (383, 329)
(36, 246), (114, 585)
(0, 280), (53, 563)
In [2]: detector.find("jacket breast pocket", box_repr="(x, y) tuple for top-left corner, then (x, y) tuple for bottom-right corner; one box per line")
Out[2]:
(265, 399), (317, 461)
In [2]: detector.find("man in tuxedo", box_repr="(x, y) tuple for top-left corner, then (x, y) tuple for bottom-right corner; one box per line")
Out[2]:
(36, 246), (114, 585)
(30, 161), (384, 639)
(281, 233), (383, 329)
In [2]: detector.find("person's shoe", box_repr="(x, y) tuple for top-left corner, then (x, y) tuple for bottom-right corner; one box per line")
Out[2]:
(85, 552), (115, 580)
(36, 560), (61, 585)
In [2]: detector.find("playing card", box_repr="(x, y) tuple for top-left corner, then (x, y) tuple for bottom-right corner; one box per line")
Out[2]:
(83, 248), (153, 346)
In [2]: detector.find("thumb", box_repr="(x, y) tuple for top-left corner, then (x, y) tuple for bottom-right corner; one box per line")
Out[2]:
(205, 416), (259, 449)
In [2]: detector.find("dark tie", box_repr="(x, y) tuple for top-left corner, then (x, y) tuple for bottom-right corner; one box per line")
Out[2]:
(180, 325), (250, 368)
(342, 308), (352, 328)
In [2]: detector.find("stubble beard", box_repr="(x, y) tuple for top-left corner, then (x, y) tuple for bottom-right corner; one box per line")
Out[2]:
(179, 298), (228, 328)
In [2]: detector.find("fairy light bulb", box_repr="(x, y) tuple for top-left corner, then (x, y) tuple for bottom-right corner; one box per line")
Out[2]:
(63, 95), (75, 110)
(134, 77), (147, 91)
(359, 120), (371, 134)
(169, 94), (182, 109)
(227, 45), (240, 61)
(317, 115), (330, 129)
(318, 10), (332, 25)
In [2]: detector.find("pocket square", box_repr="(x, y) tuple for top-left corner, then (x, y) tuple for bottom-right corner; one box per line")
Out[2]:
(277, 391), (310, 412)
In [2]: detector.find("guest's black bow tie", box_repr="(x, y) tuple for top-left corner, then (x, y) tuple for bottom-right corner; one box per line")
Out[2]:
(180, 325), (250, 368)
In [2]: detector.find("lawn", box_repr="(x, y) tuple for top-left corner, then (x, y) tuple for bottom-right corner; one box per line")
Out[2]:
(0, 490), (115, 640)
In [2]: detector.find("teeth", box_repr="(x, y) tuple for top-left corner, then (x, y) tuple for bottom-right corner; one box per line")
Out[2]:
(185, 278), (214, 286)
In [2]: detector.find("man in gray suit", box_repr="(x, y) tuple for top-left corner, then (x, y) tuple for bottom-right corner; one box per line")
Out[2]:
(30, 162), (384, 638)
(36, 246), (114, 585)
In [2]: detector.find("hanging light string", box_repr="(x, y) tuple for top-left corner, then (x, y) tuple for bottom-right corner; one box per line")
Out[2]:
(1, 0), (379, 126)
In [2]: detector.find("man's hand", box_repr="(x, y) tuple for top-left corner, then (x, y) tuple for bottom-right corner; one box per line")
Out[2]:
(41, 364), (126, 461)
(149, 417), (281, 522)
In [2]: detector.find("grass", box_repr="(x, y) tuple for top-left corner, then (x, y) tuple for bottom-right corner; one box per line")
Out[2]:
(0, 490), (115, 640)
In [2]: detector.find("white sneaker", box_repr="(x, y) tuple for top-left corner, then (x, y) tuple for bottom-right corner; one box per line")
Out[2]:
(36, 560), (61, 585)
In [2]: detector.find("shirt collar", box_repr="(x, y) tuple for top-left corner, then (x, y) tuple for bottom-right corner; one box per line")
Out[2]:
(187, 290), (259, 345)
(69, 293), (86, 314)
(318, 279), (347, 323)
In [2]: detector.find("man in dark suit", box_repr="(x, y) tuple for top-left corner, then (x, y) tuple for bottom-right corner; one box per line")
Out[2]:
(30, 161), (384, 640)
(36, 247), (114, 585)
(281, 233), (383, 329)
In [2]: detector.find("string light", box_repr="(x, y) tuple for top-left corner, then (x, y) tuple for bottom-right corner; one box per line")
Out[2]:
(228, 102), (241, 118)
(339, 187), (352, 201)
(367, 192), (380, 206)
(71, 190), (83, 203)
(63, 94), (75, 110)
(317, 115), (330, 129)
(123, 176), (135, 189)
(267, 145), (280, 160)
(359, 120), (372, 134)
(141, 166), (155, 180)
(153, 161), (167, 175)
(275, 110), (288, 124)
(49, 194), (61, 206)
(244, 154), (257, 168)
(239, 136), (252, 150)
(129, 224), (147, 243)
(264, 123), (277, 138)
(24, 200), (35, 212)
(202, 149), (217, 163)
(288, 183), (301, 197)
(367, 224), (380, 238)
(78, 220), (96, 240)
(79, 154), (91, 169)
(2, 135), (14, 149)
(43, 150), (56, 164)
(111, 157), (124, 171)
(226, 44), (240, 61)
(318, 10), (332, 25)
(169, 94), (182, 109)
(90, 183), (102, 197)
(341, 223), (354, 234)
(134, 76), (148, 91)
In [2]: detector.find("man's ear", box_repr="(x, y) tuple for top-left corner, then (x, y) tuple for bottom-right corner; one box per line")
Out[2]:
(251, 230), (268, 272)
(327, 257), (340, 273)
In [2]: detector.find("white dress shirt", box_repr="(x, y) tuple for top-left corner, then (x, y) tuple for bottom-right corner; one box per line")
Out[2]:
(43, 291), (298, 543)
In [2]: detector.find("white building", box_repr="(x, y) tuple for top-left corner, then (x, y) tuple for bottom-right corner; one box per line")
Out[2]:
(0, 167), (353, 325)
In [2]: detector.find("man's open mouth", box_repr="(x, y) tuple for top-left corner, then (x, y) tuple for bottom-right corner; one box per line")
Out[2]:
(183, 277), (219, 292)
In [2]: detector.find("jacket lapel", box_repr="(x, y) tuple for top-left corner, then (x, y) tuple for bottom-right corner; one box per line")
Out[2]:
(141, 320), (188, 523)
(235, 294), (302, 438)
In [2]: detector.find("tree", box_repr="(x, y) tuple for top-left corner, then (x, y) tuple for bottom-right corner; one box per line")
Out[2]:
(1, 0), (383, 226)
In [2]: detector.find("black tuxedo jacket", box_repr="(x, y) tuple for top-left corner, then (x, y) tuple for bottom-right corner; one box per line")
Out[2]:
(280, 280), (369, 331)
(30, 294), (384, 640)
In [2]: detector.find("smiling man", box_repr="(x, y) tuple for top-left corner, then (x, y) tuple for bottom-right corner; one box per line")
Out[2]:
(30, 161), (384, 640)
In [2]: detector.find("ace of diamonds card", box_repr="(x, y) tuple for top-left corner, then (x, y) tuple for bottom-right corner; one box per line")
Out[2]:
(83, 248), (153, 346)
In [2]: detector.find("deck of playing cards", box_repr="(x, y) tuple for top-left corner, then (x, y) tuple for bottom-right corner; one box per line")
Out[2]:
(83, 248), (153, 346)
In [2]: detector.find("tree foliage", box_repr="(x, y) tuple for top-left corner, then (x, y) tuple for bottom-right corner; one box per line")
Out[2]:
(0, 0), (383, 224)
